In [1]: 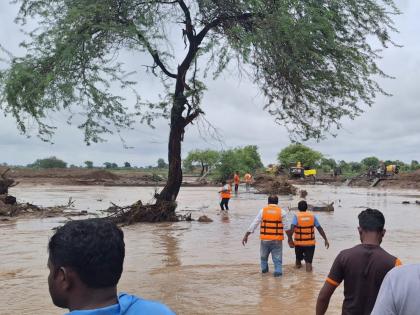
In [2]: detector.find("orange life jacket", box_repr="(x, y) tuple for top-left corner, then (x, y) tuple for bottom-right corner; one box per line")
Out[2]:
(220, 184), (232, 199)
(260, 205), (284, 241)
(244, 173), (252, 183)
(294, 211), (316, 246)
(234, 175), (240, 184)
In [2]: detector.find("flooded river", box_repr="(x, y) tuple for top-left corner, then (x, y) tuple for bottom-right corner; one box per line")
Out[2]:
(1, 184), (420, 314)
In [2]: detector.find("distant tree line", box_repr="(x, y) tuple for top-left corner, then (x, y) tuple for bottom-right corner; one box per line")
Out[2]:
(277, 144), (420, 175)
(5, 146), (420, 177)
(183, 144), (419, 180)
(20, 157), (169, 170)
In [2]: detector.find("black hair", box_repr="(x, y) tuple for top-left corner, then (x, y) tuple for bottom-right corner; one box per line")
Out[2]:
(48, 218), (125, 288)
(222, 180), (226, 185)
(358, 208), (385, 232)
(268, 195), (278, 204)
(298, 200), (308, 211)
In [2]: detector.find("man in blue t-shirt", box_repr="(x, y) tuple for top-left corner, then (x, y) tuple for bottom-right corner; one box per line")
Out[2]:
(289, 200), (329, 272)
(47, 218), (175, 315)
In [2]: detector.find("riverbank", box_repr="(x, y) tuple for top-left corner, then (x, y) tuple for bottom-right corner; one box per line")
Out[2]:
(4, 167), (420, 190)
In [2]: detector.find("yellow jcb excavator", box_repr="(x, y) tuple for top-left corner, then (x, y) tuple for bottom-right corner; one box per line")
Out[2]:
(289, 162), (317, 179)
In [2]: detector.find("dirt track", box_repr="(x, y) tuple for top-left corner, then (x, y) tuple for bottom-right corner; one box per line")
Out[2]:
(2, 168), (212, 187)
(5, 168), (166, 186)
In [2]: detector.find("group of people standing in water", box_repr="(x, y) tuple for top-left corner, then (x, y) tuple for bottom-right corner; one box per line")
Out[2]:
(218, 172), (414, 315)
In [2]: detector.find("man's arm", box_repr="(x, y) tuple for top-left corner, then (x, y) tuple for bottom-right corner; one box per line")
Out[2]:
(287, 224), (295, 248)
(316, 253), (344, 314)
(314, 216), (329, 249)
(242, 231), (251, 246)
(316, 282), (337, 315)
(242, 209), (262, 246)
(220, 185), (228, 192)
(316, 226), (330, 249)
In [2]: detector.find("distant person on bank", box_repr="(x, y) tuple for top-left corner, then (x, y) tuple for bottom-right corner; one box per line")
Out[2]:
(242, 195), (292, 277)
(47, 218), (175, 315)
(244, 173), (253, 192)
(233, 172), (240, 194)
(219, 180), (232, 211)
(289, 200), (329, 272)
(316, 209), (402, 315)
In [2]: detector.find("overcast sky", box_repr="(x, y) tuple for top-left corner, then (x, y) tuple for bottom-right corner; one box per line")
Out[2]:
(0, 0), (418, 167)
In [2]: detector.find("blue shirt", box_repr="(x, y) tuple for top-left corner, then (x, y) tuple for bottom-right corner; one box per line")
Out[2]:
(291, 212), (320, 228)
(65, 293), (175, 315)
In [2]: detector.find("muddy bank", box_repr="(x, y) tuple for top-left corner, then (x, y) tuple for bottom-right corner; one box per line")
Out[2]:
(346, 170), (420, 190)
(5, 168), (218, 187)
(253, 174), (297, 195)
(6, 168), (164, 186)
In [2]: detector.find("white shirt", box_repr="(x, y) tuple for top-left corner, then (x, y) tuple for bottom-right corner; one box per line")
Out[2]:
(371, 264), (420, 315)
(222, 184), (230, 191)
(247, 205), (291, 235)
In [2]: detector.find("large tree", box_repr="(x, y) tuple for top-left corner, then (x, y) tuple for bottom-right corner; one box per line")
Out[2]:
(278, 144), (323, 168)
(216, 145), (263, 180)
(0, 1), (398, 218)
(183, 149), (220, 176)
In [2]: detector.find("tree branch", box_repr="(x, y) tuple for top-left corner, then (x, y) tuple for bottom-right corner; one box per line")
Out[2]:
(130, 22), (177, 79)
(177, 0), (194, 43)
(184, 109), (203, 126)
(196, 13), (256, 43)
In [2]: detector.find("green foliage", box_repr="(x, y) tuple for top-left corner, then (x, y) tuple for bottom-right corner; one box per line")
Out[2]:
(183, 149), (220, 175)
(278, 144), (323, 168)
(157, 158), (168, 169)
(0, 0), (399, 143)
(84, 160), (93, 169)
(206, 0), (400, 140)
(28, 156), (67, 168)
(349, 162), (363, 173)
(319, 158), (337, 172)
(215, 145), (263, 180)
(361, 156), (380, 170)
(124, 162), (131, 168)
(411, 160), (420, 171)
(103, 162), (118, 169)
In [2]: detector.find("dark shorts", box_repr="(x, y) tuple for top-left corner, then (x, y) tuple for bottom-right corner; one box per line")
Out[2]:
(295, 245), (315, 263)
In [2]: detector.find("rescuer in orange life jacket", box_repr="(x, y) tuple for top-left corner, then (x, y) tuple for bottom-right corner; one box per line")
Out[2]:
(233, 172), (240, 194)
(219, 180), (232, 211)
(289, 200), (330, 272)
(244, 173), (252, 192)
(242, 195), (292, 277)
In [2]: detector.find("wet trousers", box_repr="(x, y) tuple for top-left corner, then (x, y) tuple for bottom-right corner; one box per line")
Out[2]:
(260, 240), (283, 274)
(220, 198), (230, 210)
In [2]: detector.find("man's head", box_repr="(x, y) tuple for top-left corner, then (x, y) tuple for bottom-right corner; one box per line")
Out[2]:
(48, 218), (125, 309)
(358, 208), (386, 244)
(268, 195), (278, 205)
(298, 200), (308, 212)
(221, 180), (226, 185)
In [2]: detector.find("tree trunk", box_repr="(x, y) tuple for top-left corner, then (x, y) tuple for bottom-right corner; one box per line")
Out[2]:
(200, 162), (205, 177)
(156, 95), (187, 203)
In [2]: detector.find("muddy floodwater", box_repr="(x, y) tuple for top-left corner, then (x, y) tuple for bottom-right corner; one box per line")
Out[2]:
(2, 184), (420, 314)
